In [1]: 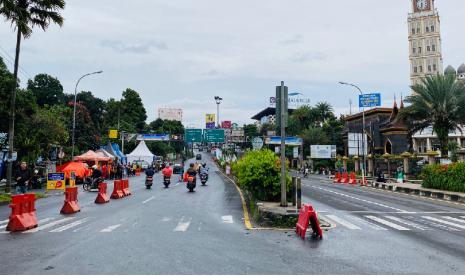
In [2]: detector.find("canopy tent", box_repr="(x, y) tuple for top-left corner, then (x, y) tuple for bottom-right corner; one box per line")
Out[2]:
(74, 150), (111, 162)
(126, 140), (154, 165)
(104, 142), (127, 164)
(57, 162), (91, 179)
(96, 149), (116, 160)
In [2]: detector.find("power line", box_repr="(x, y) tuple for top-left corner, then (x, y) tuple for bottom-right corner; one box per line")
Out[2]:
(0, 44), (34, 80)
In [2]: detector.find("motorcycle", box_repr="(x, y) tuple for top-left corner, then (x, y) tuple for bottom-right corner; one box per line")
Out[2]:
(163, 176), (171, 188)
(146, 175), (154, 189)
(83, 177), (103, 192)
(186, 176), (196, 192)
(200, 173), (208, 186)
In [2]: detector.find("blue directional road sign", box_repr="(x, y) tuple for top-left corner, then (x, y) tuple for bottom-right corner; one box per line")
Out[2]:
(359, 93), (381, 108)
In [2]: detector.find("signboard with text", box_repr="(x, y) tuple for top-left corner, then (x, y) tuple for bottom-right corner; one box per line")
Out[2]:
(109, 129), (118, 139)
(185, 129), (203, 143)
(137, 134), (170, 141)
(206, 114), (216, 129)
(311, 145), (337, 159)
(47, 173), (66, 190)
(221, 121), (232, 129)
(265, 136), (303, 146)
(359, 93), (381, 108)
(204, 129), (225, 143)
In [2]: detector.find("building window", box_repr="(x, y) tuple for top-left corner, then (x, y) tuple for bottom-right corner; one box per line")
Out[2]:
(418, 47), (422, 54)
(426, 26), (430, 32)
(428, 65), (432, 72)
(419, 65), (423, 73)
(412, 28), (416, 35)
(431, 25), (435, 32)
(433, 64), (437, 71)
(414, 66), (418, 73)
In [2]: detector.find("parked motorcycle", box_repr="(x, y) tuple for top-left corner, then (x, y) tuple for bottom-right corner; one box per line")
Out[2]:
(163, 176), (171, 188)
(146, 175), (154, 189)
(187, 176), (196, 192)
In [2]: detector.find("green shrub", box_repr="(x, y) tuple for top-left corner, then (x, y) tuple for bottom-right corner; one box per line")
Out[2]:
(232, 149), (291, 201)
(421, 163), (465, 192)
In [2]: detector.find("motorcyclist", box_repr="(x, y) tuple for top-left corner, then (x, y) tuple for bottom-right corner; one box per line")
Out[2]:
(91, 165), (103, 188)
(162, 164), (173, 179)
(145, 166), (155, 177)
(200, 163), (209, 180)
(186, 163), (197, 183)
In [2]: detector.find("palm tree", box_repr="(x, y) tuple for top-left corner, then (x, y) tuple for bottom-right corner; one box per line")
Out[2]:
(0, 0), (65, 193)
(314, 102), (334, 126)
(400, 74), (465, 156)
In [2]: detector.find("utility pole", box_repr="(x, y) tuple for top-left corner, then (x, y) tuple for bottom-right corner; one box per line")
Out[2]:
(214, 96), (223, 128)
(280, 81), (287, 207)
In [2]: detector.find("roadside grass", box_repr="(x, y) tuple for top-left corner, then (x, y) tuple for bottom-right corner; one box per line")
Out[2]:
(0, 192), (48, 204)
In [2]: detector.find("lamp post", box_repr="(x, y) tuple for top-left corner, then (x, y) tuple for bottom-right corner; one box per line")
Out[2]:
(72, 71), (103, 159)
(214, 96), (223, 128)
(339, 81), (367, 185)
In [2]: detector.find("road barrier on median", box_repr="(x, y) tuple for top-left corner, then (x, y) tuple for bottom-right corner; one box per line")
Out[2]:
(333, 172), (341, 183)
(295, 204), (323, 239)
(341, 172), (349, 184)
(111, 180), (125, 199)
(135, 169), (141, 176)
(122, 179), (131, 196)
(95, 183), (110, 204)
(60, 187), (80, 214)
(349, 172), (357, 185)
(6, 194), (38, 232)
(360, 177), (368, 186)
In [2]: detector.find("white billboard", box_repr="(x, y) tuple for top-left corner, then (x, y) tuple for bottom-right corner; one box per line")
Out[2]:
(311, 145), (337, 159)
(158, 108), (183, 122)
(348, 133), (368, 156)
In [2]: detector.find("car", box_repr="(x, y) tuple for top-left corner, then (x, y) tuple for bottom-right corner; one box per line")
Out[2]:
(173, 164), (183, 174)
(196, 154), (202, 160)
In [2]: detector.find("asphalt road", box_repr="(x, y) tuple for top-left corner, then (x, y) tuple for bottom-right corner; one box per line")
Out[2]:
(1, 154), (465, 274)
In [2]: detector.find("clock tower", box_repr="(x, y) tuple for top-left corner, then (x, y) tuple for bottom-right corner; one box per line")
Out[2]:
(408, 0), (443, 88)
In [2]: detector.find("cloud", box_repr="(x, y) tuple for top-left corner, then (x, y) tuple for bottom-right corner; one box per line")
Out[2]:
(290, 52), (327, 63)
(100, 40), (168, 54)
(280, 34), (303, 45)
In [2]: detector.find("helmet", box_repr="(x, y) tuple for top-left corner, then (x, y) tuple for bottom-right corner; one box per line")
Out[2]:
(92, 165), (98, 169)
(202, 163), (207, 167)
(189, 163), (195, 168)
(34, 170), (39, 174)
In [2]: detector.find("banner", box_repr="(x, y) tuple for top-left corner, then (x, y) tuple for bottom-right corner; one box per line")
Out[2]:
(206, 114), (216, 129)
(47, 173), (66, 190)
(221, 121), (232, 129)
(69, 171), (76, 187)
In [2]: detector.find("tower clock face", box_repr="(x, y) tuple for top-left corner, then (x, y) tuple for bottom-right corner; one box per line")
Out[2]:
(416, 0), (429, 10)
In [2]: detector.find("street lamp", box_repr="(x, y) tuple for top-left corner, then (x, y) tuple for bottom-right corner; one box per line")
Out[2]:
(339, 81), (367, 185)
(72, 70), (103, 159)
(214, 96), (223, 128)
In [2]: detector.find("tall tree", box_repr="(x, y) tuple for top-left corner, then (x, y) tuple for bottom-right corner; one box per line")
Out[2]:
(120, 88), (147, 132)
(400, 74), (465, 155)
(27, 73), (64, 106)
(0, 0), (65, 192)
(314, 102), (334, 125)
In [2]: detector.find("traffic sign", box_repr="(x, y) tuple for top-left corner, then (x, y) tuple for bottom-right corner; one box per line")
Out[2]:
(204, 129), (225, 143)
(359, 93), (381, 108)
(185, 129), (203, 143)
(47, 173), (66, 190)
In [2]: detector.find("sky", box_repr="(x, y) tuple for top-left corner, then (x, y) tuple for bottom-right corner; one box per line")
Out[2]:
(0, 0), (464, 128)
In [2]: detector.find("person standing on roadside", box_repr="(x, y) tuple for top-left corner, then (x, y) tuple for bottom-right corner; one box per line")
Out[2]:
(15, 161), (31, 194)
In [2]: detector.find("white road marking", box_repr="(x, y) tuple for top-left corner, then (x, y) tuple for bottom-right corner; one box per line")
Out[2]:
(198, 222), (203, 231)
(385, 216), (429, 230)
(406, 216), (460, 231)
(222, 215), (234, 224)
(24, 217), (75, 233)
(0, 218), (53, 232)
(310, 186), (407, 212)
(442, 216), (465, 225)
(50, 218), (89, 233)
(174, 217), (191, 232)
(365, 216), (410, 231)
(161, 217), (171, 222)
(348, 216), (387, 230)
(100, 224), (122, 233)
(423, 216), (465, 229)
(142, 196), (155, 204)
(326, 215), (361, 230)
(0, 219), (9, 224)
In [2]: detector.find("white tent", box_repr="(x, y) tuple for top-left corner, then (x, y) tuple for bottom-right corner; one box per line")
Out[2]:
(126, 140), (155, 165)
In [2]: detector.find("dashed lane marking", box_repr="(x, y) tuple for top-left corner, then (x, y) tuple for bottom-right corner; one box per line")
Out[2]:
(24, 217), (75, 233)
(50, 218), (89, 233)
(310, 185), (408, 213)
(100, 224), (122, 233)
(174, 217), (191, 232)
(142, 196), (155, 204)
(423, 216), (465, 230)
(222, 215), (234, 224)
(326, 215), (362, 230)
(365, 216), (410, 231)
(384, 216), (429, 230)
